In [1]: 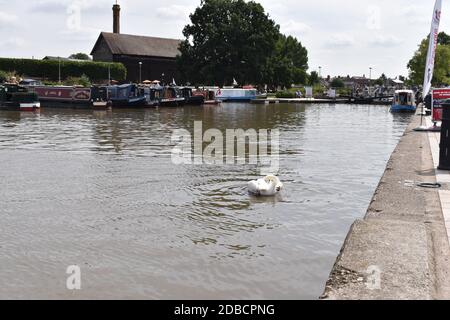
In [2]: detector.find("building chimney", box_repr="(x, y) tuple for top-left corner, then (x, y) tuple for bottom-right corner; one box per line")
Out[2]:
(113, 3), (120, 34)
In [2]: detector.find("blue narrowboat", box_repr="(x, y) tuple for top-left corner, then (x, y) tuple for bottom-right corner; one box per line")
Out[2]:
(107, 84), (147, 108)
(391, 90), (417, 113)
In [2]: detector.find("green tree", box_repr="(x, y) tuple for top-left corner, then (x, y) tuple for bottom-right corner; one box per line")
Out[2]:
(374, 73), (387, 86)
(264, 35), (308, 88)
(438, 32), (450, 45)
(0, 70), (7, 83)
(69, 53), (91, 60)
(330, 78), (345, 88)
(177, 0), (281, 86)
(309, 71), (319, 85)
(263, 53), (292, 89)
(407, 33), (450, 86)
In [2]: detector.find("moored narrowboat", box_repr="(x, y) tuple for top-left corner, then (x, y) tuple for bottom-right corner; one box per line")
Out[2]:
(391, 90), (417, 113)
(32, 85), (109, 109)
(107, 84), (147, 108)
(180, 87), (204, 106)
(91, 86), (112, 109)
(158, 86), (185, 107)
(0, 84), (40, 112)
(199, 89), (221, 105)
(140, 85), (161, 107)
(215, 88), (258, 102)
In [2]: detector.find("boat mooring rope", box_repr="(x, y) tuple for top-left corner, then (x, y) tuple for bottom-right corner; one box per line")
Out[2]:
(417, 182), (442, 189)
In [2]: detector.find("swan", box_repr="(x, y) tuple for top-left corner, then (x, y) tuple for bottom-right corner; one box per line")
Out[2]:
(248, 175), (283, 196)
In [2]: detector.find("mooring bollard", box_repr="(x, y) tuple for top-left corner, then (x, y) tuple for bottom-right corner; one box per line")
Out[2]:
(439, 100), (450, 170)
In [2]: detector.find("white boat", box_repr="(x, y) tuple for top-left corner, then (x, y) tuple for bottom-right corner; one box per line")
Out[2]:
(391, 90), (416, 113)
(215, 88), (258, 102)
(20, 102), (41, 111)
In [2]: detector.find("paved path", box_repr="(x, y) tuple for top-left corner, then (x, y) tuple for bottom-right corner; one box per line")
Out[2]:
(426, 117), (450, 244)
(322, 114), (450, 300)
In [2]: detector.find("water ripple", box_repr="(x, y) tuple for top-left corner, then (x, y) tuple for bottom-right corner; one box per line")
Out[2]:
(0, 104), (411, 299)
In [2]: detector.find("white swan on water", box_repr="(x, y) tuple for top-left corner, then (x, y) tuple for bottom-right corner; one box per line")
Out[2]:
(248, 175), (283, 196)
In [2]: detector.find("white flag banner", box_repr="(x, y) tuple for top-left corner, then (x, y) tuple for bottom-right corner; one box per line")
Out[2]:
(423, 0), (442, 97)
(305, 86), (313, 98)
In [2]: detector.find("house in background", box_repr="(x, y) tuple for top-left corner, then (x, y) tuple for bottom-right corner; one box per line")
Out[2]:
(341, 76), (370, 88)
(90, 3), (181, 83)
(43, 56), (86, 62)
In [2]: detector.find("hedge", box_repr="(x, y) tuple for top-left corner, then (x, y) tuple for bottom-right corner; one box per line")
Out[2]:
(0, 58), (127, 81)
(275, 91), (296, 98)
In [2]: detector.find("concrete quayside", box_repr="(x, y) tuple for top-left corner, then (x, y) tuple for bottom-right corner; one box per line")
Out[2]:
(251, 98), (392, 105)
(321, 112), (450, 300)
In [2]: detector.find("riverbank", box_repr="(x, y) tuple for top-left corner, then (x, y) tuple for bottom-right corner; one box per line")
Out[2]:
(321, 113), (450, 300)
(251, 98), (391, 105)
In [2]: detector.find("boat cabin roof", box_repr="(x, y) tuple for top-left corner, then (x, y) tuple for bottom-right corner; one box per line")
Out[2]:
(118, 84), (136, 89)
(395, 90), (414, 94)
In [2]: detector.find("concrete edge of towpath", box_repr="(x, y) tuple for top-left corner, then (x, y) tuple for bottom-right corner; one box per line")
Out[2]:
(320, 113), (450, 300)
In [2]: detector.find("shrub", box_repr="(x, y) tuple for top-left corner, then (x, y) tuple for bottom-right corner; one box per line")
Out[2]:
(0, 57), (126, 81)
(64, 74), (91, 87)
(2, 71), (22, 83)
(0, 70), (7, 83)
(336, 87), (351, 96)
(69, 53), (91, 61)
(330, 78), (345, 88)
(276, 91), (296, 98)
(313, 84), (326, 95)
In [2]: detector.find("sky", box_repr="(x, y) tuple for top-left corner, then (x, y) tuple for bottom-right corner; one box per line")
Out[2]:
(0, 0), (448, 79)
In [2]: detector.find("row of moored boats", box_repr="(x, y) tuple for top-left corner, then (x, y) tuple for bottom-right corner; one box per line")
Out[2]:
(0, 82), (260, 112)
(1, 82), (419, 113)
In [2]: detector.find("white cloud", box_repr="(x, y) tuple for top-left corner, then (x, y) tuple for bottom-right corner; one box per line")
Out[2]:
(0, 11), (18, 27)
(60, 26), (100, 42)
(281, 20), (311, 38)
(0, 0), (442, 77)
(33, 0), (111, 12)
(156, 5), (193, 21)
(369, 35), (402, 47)
(30, 0), (112, 15)
(366, 5), (381, 30)
(401, 5), (430, 24)
(0, 37), (25, 47)
(325, 33), (355, 48)
(32, 0), (66, 12)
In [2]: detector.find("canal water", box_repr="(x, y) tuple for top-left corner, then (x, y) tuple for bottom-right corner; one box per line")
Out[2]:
(0, 103), (411, 299)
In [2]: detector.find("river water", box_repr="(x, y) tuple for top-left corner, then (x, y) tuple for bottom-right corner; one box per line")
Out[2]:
(0, 103), (411, 299)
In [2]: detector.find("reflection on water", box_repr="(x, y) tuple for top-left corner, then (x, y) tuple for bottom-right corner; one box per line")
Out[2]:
(0, 104), (412, 299)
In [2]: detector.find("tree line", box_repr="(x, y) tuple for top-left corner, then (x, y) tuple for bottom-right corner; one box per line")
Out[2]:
(176, 0), (309, 88)
(408, 32), (450, 86)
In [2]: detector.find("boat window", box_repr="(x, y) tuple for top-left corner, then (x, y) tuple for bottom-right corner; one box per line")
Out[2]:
(245, 90), (257, 97)
(399, 93), (407, 105)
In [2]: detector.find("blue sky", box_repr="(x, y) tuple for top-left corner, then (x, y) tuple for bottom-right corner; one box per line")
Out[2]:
(0, 0), (448, 79)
